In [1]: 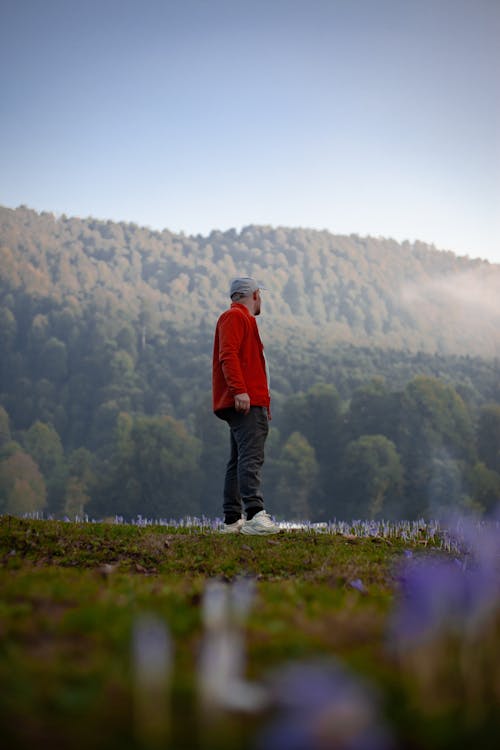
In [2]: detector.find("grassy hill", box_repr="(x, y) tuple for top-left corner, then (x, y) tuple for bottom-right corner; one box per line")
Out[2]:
(1, 515), (498, 749)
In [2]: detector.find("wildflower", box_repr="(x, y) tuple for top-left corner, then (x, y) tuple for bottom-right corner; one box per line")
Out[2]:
(349, 578), (367, 593)
(389, 517), (500, 717)
(256, 660), (392, 750)
(391, 558), (470, 646)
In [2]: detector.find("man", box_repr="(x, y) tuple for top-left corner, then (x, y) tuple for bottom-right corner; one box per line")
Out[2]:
(212, 277), (280, 535)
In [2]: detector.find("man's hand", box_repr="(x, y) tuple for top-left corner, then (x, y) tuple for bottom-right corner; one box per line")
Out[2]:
(234, 393), (251, 414)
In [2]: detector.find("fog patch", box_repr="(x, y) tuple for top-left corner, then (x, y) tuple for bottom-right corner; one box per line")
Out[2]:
(399, 267), (500, 355)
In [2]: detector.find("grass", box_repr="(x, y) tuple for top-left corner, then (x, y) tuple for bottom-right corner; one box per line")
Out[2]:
(0, 515), (498, 749)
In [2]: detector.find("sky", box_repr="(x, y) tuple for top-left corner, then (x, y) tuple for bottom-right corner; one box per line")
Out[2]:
(1, 0), (499, 263)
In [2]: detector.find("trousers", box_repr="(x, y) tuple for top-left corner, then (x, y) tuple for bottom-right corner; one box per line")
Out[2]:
(219, 406), (269, 519)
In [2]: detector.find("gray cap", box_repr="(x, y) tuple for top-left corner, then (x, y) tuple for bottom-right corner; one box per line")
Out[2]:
(229, 277), (266, 298)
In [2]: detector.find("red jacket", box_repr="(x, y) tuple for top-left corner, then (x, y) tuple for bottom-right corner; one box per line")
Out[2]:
(212, 303), (270, 413)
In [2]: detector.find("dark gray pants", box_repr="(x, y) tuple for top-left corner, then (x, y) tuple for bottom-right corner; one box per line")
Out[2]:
(220, 406), (269, 520)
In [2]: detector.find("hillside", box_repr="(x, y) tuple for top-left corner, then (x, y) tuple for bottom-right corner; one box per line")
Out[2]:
(1, 205), (500, 522)
(1, 205), (499, 356)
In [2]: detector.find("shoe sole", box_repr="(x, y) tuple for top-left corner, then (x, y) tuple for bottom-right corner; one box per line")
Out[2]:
(240, 526), (280, 535)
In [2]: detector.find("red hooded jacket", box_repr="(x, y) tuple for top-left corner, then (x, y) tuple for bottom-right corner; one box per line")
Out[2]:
(212, 303), (270, 413)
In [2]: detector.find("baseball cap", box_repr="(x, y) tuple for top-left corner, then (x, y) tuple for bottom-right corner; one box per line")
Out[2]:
(229, 277), (266, 298)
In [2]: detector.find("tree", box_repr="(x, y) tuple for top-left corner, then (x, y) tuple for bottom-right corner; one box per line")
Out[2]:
(340, 435), (404, 519)
(65, 447), (97, 517)
(0, 405), (11, 447)
(399, 376), (475, 460)
(278, 383), (342, 516)
(63, 477), (90, 518)
(94, 414), (202, 519)
(0, 450), (47, 515)
(397, 376), (475, 516)
(274, 432), (318, 520)
(427, 452), (469, 518)
(28, 313), (49, 354)
(477, 404), (500, 474)
(469, 462), (500, 515)
(0, 306), (17, 351)
(110, 350), (137, 388)
(116, 323), (138, 358)
(89, 401), (123, 455)
(23, 421), (66, 512)
(346, 378), (398, 442)
(23, 421), (65, 477)
(39, 337), (68, 382)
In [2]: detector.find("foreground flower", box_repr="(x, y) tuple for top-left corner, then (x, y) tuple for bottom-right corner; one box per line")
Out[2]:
(391, 517), (500, 646)
(255, 660), (393, 750)
(389, 518), (500, 717)
(391, 558), (470, 646)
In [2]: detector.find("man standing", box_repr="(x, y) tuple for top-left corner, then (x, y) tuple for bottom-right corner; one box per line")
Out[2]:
(212, 277), (280, 535)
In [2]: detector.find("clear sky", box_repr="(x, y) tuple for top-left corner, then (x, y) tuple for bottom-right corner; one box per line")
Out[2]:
(1, 0), (499, 263)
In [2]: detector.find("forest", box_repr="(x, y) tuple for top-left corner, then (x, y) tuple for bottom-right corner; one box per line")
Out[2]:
(1, 205), (499, 521)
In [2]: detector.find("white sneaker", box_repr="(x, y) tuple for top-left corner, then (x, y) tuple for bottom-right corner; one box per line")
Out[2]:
(240, 511), (280, 536)
(220, 518), (245, 534)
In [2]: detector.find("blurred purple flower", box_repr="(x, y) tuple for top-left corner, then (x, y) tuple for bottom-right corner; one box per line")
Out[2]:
(391, 559), (469, 645)
(391, 525), (500, 646)
(454, 518), (500, 622)
(350, 579), (367, 593)
(255, 660), (393, 750)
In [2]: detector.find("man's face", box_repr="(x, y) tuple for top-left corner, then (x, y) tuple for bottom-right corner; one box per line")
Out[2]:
(254, 289), (261, 316)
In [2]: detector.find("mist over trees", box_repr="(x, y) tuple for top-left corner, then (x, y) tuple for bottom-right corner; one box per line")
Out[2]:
(1, 205), (499, 520)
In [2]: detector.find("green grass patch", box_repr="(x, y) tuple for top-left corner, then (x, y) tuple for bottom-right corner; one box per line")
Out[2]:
(0, 516), (497, 749)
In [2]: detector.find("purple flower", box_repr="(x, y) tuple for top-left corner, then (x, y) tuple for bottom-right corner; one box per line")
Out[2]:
(349, 579), (367, 593)
(255, 660), (393, 750)
(390, 559), (465, 646)
(391, 544), (500, 646)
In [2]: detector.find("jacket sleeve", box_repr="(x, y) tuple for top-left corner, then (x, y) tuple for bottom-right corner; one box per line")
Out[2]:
(218, 311), (248, 395)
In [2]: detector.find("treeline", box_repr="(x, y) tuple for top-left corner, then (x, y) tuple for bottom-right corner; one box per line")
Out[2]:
(1, 205), (499, 357)
(0, 278), (499, 520)
(1, 376), (500, 521)
(1, 205), (500, 520)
